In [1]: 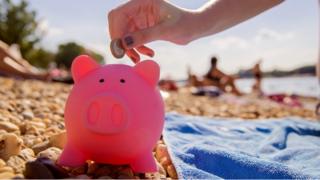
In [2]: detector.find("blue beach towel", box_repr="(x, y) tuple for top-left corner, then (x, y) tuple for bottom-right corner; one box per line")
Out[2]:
(163, 113), (320, 179)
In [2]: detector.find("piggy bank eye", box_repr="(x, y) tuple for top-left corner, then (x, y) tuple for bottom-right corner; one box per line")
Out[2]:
(99, 78), (104, 83)
(120, 79), (126, 83)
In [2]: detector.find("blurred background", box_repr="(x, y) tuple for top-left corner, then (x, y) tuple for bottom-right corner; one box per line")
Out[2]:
(0, 0), (319, 96)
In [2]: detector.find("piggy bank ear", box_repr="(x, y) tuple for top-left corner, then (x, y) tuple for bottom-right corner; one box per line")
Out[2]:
(71, 55), (100, 83)
(133, 60), (160, 87)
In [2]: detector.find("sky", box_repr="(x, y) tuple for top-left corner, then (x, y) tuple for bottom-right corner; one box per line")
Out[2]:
(24, 0), (319, 80)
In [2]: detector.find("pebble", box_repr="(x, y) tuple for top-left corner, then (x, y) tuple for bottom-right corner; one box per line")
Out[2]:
(87, 162), (99, 175)
(145, 172), (162, 179)
(38, 157), (69, 178)
(0, 166), (14, 173)
(118, 167), (134, 177)
(32, 140), (51, 155)
(167, 165), (178, 179)
(13, 173), (24, 179)
(156, 161), (166, 176)
(75, 174), (91, 179)
(25, 125), (40, 135)
(98, 175), (113, 179)
(18, 148), (35, 162)
(0, 167), (15, 179)
(6, 155), (26, 174)
(49, 131), (66, 149)
(93, 165), (112, 177)
(22, 111), (34, 120)
(155, 144), (169, 162)
(44, 126), (61, 137)
(0, 171), (15, 179)
(159, 156), (172, 170)
(24, 158), (54, 179)
(37, 147), (62, 162)
(0, 130), (7, 135)
(22, 135), (40, 148)
(0, 133), (23, 161)
(0, 121), (19, 133)
(24, 157), (69, 179)
(18, 123), (27, 135)
(118, 174), (134, 179)
(70, 164), (88, 176)
(27, 121), (46, 129)
(0, 159), (6, 167)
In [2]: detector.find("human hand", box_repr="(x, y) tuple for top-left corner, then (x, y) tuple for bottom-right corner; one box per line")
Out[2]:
(108, 0), (194, 63)
(108, 0), (284, 63)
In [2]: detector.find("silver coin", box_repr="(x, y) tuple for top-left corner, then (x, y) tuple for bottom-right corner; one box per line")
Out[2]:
(110, 39), (125, 59)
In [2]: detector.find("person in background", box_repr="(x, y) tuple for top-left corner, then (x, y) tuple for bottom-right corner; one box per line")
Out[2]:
(0, 40), (50, 80)
(187, 56), (242, 96)
(204, 56), (242, 95)
(158, 76), (178, 91)
(251, 60), (263, 94)
(187, 66), (204, 87)
(0, 40), (73, 83)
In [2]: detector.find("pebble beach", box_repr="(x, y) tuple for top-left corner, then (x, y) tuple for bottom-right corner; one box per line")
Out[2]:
(0, 77), (318, 179)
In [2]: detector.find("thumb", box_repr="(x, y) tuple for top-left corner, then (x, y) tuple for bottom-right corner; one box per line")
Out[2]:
(121, 25), (164, 49)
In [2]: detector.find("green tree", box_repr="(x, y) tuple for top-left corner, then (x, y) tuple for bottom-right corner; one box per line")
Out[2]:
(55, 42), (104, 69)
(0, 0), (41, 59)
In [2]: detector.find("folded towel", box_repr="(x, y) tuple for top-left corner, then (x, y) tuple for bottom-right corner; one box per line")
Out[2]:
(163, 113), (320, 179)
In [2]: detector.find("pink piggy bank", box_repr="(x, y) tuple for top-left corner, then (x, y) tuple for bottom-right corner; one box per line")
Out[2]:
(58, 55), (164, 172)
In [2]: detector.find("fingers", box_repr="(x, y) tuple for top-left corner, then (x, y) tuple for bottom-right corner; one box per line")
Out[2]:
(121, 25), (163, 49)
(120, 26), (161, 62)
(136, 45), (154, 57)
(107, 10), (115, 38)
(126, 49), (140, 63)
(125, 46), (154, 63)
(108, 5), (160, 61)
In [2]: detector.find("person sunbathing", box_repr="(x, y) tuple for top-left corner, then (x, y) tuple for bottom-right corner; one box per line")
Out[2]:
(187, 57), (242, 96)
(0, 41), (50, 80)
(187, 66), (205, 87)
(0, 41), (74, 83)
(204, 57), (242, 96)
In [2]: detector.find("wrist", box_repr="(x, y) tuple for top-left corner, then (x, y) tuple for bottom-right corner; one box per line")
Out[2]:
(174, 8), (218, 44)
(158, 0), (201, 45)
(189, 4), (223, 41)
(182, 10), (204, 43)
(166, 9), (203, 45)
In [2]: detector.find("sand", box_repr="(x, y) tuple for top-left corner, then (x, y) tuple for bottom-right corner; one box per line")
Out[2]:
(165, 88), (317, 120)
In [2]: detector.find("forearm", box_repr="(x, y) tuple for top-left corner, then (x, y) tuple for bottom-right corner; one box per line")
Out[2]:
(187, 0), (284, 41)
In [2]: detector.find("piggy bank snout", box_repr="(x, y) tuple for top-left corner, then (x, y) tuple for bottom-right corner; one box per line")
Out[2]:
(84, 93), (129, 134)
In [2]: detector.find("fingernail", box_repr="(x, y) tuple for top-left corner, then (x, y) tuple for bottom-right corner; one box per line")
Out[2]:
(147, 52), (154, 57)
(129, 55), (137, 63)
(124, 36), (134, 47)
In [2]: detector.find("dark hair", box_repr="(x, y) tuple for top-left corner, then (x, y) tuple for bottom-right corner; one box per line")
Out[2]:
(211, 57), (218, 67)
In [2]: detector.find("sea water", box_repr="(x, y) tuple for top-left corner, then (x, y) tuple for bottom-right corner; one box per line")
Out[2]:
(236, 76), (320, 98)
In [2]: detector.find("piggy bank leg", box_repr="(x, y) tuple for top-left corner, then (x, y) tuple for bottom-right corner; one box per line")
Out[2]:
(130, 153), (157, 172)
(58, 143), (87, 167)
